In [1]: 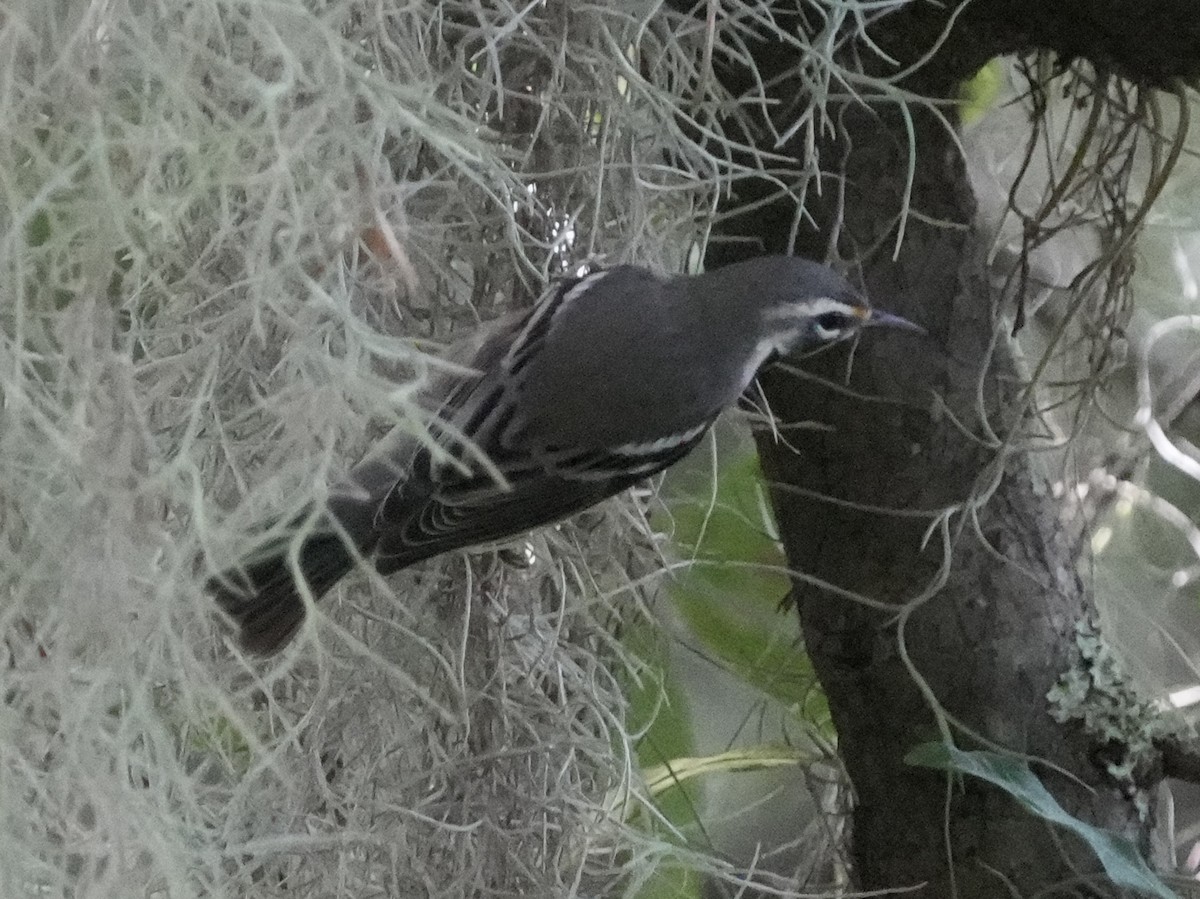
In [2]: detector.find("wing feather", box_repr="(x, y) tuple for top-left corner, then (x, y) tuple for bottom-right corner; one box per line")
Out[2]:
(372, 419), (713, 573)
(366, 269), (713, 573)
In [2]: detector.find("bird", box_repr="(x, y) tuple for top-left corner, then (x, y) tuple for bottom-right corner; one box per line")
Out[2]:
(208, 255), (922, 654)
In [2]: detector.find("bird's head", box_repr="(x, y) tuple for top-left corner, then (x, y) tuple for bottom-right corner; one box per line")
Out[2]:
(764, 294), (925, 352)
(743, 257), (924, 356)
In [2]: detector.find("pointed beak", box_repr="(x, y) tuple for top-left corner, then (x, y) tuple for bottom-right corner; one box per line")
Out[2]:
(862, 308), (926, 335)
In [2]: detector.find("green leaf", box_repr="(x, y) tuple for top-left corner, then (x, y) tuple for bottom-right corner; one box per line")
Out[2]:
(663, 448), (829, 727)
(906, 744), (1175, 899)
(623, 622), (700, 827)
(960, 59), (1003, 126)
(632, 865), (702, 899)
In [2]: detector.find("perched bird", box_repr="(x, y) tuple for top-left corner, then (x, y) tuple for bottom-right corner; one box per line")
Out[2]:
(209, 256), (921, 654)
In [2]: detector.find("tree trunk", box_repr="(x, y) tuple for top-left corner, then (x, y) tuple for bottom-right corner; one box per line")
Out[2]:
(676, 0), (1200, 892)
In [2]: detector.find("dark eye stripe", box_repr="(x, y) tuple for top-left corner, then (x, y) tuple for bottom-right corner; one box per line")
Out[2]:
(814, 311), (850, 330)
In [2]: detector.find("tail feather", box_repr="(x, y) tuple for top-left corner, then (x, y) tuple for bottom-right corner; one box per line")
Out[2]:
(209, 532), (358, 655)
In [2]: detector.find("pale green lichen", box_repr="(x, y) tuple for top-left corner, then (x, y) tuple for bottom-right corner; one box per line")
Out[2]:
(1048, 616), (1183, 818)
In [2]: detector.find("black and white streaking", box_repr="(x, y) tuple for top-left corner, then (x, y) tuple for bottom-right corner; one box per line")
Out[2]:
(208, 256), (922, 654)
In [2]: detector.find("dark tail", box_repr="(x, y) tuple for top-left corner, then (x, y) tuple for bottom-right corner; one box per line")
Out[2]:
(208, 531), (359, 655)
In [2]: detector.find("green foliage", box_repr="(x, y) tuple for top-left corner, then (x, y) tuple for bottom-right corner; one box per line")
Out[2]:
(908, 744), (1175, 899)
(624, 623), (701, 827)
(663, 447), (830, 728)
(960, 59), (1004, 125)
(620, 443), (832, 898)
(631, 865), (703, 899)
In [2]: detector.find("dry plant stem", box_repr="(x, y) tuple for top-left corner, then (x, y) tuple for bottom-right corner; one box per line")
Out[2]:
(2, 2), (837, 896)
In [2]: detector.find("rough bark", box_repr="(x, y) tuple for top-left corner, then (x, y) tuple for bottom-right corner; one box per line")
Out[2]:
(670, 0), (1200, 893)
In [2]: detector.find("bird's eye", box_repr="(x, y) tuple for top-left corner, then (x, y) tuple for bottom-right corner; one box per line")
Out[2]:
(812, 311), (851, 339)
